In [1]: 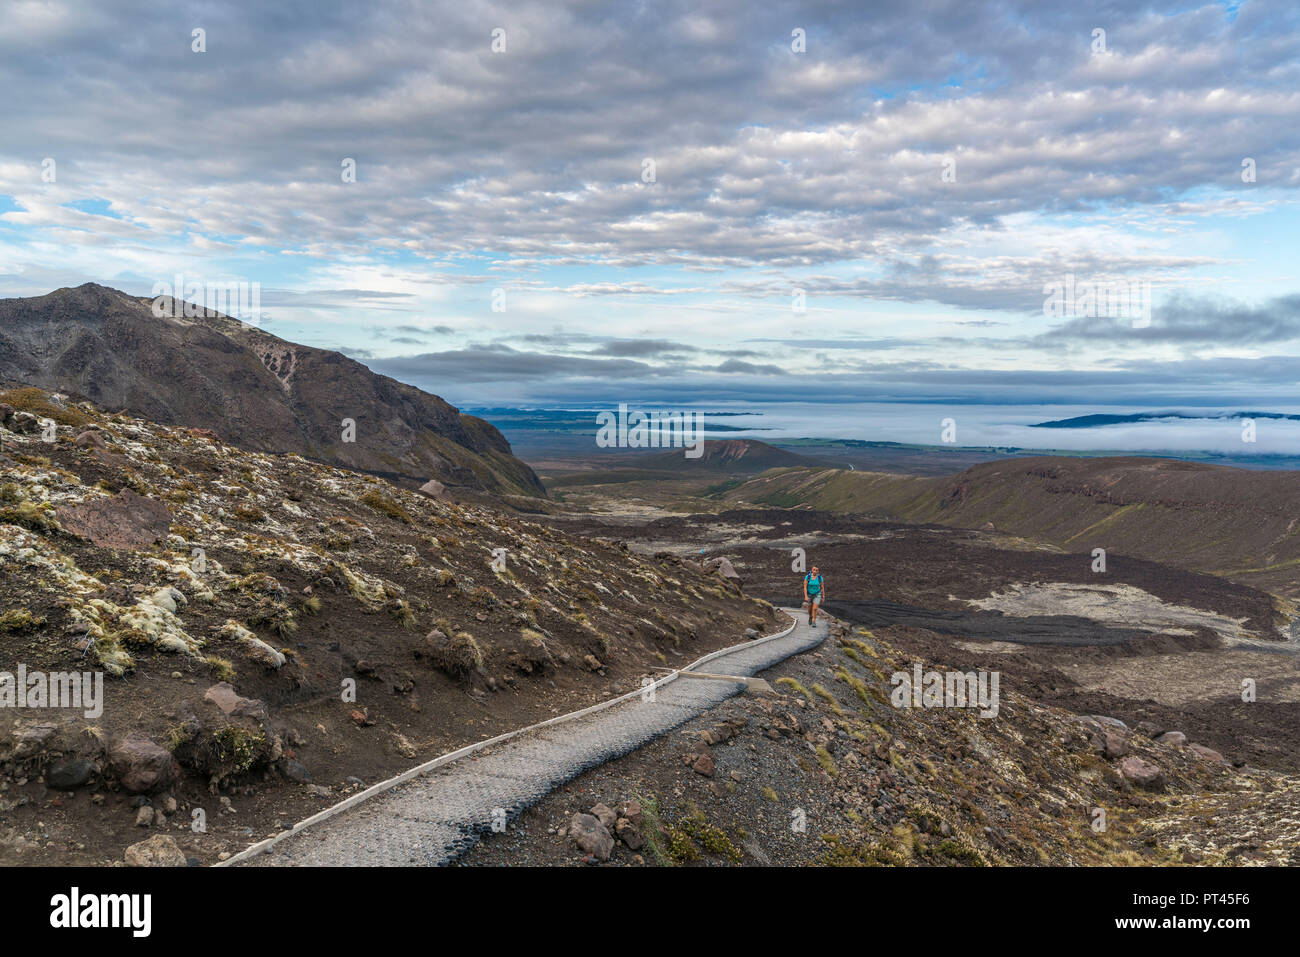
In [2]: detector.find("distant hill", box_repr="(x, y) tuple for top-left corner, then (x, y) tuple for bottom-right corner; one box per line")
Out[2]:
(723, 456), (1300, 597)
(0, 284), (544, 496)
(1032, 411), (1300, 428)
(645, 438), (823, 472)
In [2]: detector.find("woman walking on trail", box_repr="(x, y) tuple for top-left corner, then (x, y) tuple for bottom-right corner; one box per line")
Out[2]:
(803, 566), (825, 626)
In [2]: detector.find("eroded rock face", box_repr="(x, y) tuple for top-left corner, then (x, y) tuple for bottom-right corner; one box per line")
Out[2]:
(58, 489), (172, 549)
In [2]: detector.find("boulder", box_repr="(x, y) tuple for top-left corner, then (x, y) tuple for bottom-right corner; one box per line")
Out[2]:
(73, 430), (108, 450)
(124, 834), (187, 867)
(705, 556), (742, 583)
(1156, 731), (1187, 747)
(46, 757), (96, 791)
(57, 489), (172, 550)
(1118, 755), (1166, 791)
(1135, 720), (1164, 738)
(203, 682), (268, 720)
(1187, 743), (1228, 764)
(569, 813), (614, 862)
(418, 479), (450, 501)
(1101, 728), (1129, 760)
(110, 734), (181, 794)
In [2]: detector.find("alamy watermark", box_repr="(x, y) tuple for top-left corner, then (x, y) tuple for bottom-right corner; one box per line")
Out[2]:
(151, 274), (262, 326)
(890, 662), (999, 718)
(0, 665), (103, 719)
(1043, 274), (1151, 328)
(595, 403), (705, 458)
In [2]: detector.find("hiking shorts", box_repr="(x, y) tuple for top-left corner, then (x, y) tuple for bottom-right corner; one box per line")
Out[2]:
(808, 593), (822, 607)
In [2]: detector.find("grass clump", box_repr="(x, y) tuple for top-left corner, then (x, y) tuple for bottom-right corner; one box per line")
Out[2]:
(0, 501), (59, 533)
(204, 655), (237, 682)
(774, 676), (812, 700)
(429, 631), (483, 678)
(359, 490), (411, 524)
(0, 387), (90, 427)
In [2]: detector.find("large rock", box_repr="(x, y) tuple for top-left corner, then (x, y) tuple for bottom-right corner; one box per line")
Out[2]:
(569, 813), (614, 861)
(110, 734), (181, 793)
(1187, 743), (1228, 764)
(58, 489), (172, 550)
(705, 556), (742, 583)
(418, 479), (450, 501)
(203, 682), (269, 719)
(1156, 731), (1187, 747)
(46, 757), (96, 790)
(1118, 755), (1166, 791)
(124, 834), (187, 867)
(1101, 728), (1129, 760)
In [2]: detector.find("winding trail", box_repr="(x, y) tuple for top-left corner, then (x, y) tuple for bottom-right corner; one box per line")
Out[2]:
(223, 609), (827, 867)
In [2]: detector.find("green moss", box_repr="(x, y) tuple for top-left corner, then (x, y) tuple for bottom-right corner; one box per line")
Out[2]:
(678, 805), (742, 863)
(0, 608), (46, 632)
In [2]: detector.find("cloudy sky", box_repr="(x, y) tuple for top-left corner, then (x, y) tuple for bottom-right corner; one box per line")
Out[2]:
(2, 0), (1298, 415)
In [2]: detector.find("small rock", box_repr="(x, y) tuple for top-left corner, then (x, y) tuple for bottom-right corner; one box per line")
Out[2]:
(124, 834), (187, 867)
(616, 817), (644, 850)
(589, 803), (617, 830)
(568, 813), (614, 861)
(1156, 731), (1187, 747)
(692, 751), (715, 777)
(135, 806), (155, 827)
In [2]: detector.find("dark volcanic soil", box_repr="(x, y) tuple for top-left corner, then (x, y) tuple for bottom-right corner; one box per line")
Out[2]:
(551, 507), (1300, 774)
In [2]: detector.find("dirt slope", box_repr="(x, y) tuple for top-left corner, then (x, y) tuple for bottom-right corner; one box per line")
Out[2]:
(0, 388), (777, 865)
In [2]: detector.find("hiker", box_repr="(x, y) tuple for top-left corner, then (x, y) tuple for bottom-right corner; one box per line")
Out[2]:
(803, 566), (825, 625)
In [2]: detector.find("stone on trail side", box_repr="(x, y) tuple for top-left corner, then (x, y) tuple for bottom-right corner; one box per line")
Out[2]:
(569, 813), (614, 862)
(125, 834), (187, 867)
(589, 803), (617, 830)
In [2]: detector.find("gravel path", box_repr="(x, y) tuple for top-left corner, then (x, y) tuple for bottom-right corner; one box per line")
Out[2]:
(229, 609), (827, 866)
